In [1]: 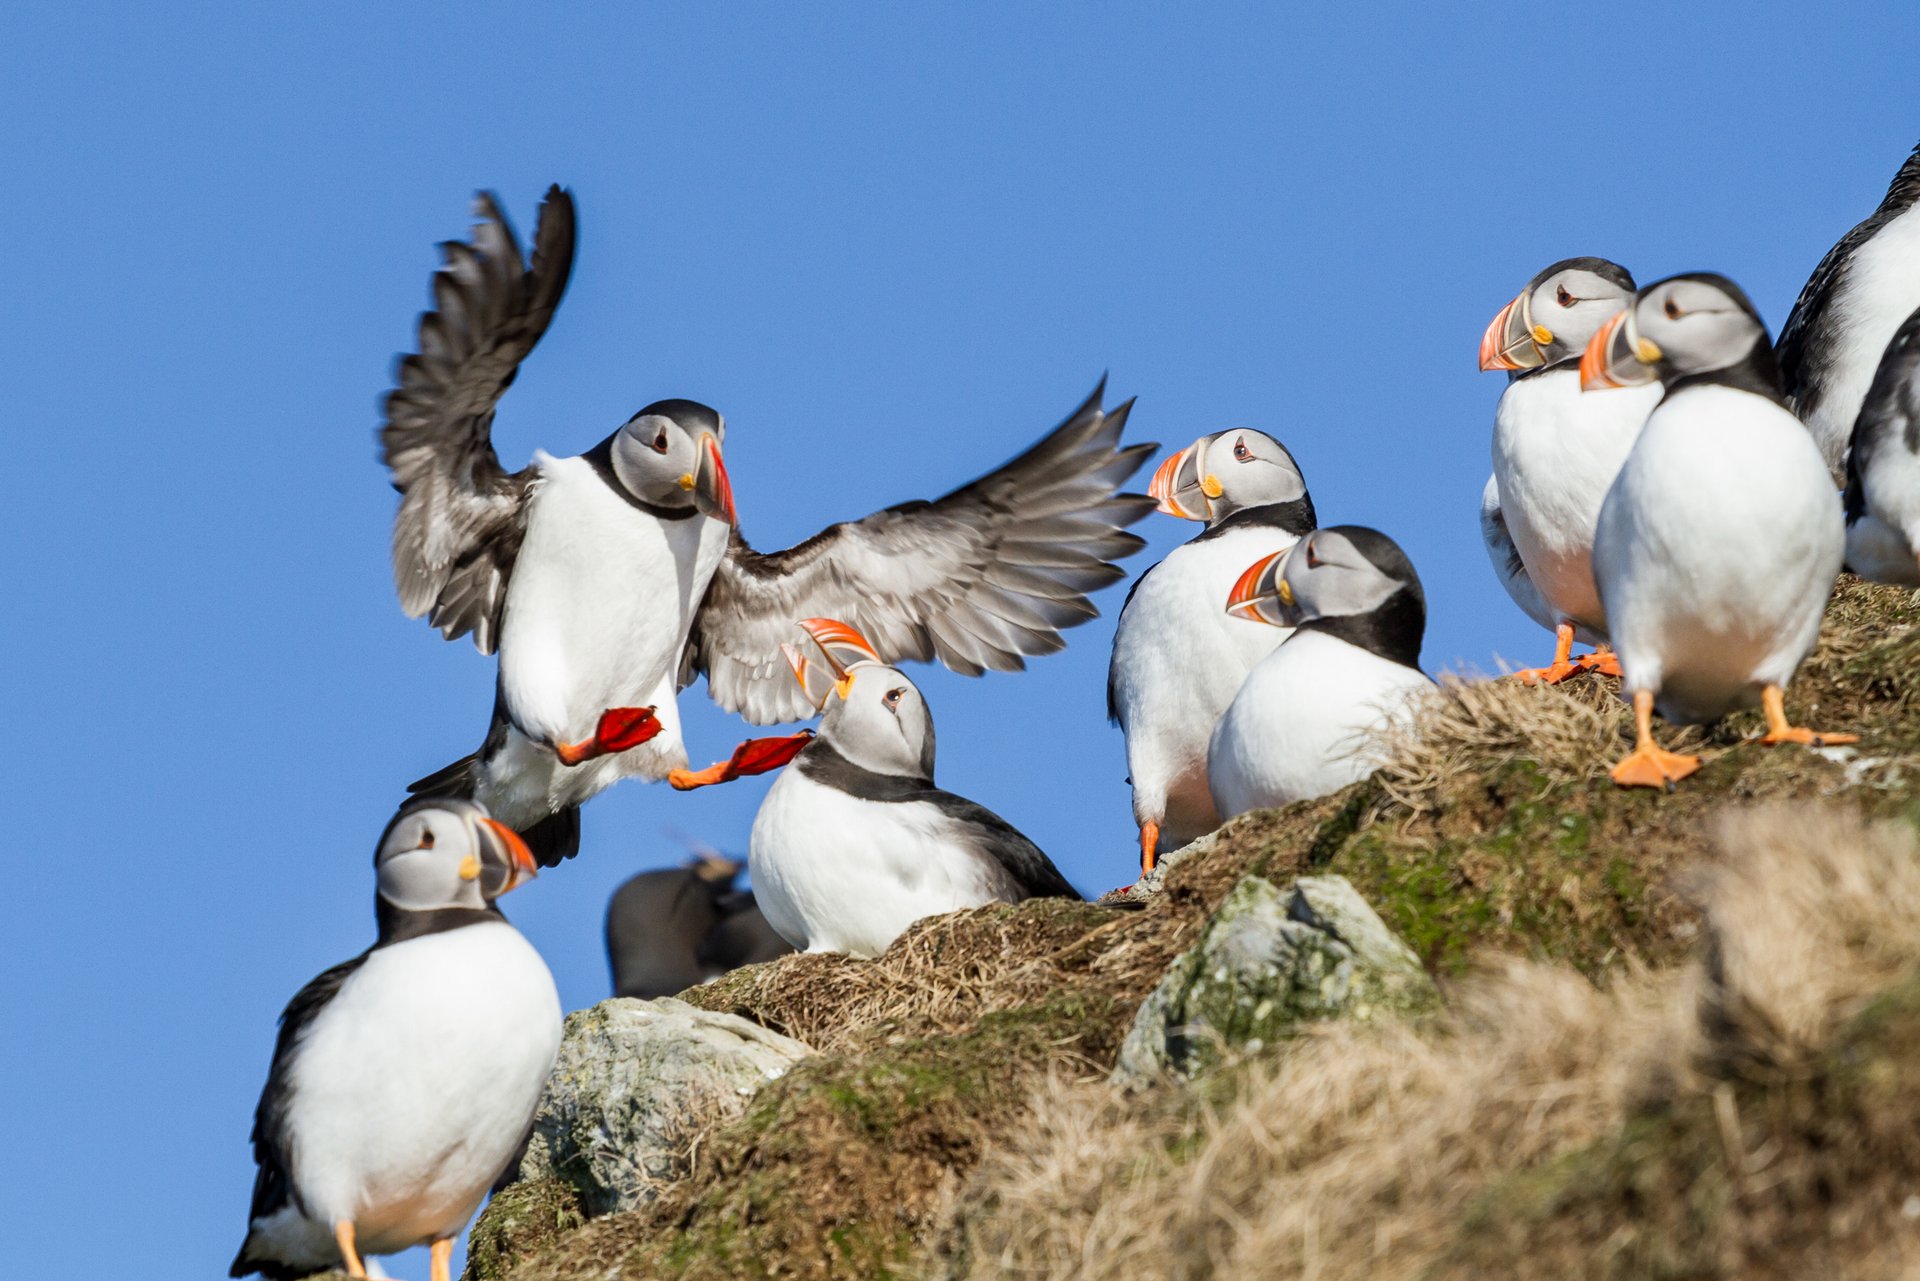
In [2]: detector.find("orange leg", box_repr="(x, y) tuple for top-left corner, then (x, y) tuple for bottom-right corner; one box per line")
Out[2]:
(554, 706), (662, 766)
(1610, 689), (1701, 791)
(1758, 684), (1858, 747)
(332, 1221), (367, 1278)
(1139, 820), (1160, 877)
(669, 732), (815, 790)
(431, 1237), (455, 1281)
(1514, 622), (1580, 684)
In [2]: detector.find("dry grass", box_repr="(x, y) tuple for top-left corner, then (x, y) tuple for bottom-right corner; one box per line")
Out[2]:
(939, 805), (1920, 1281)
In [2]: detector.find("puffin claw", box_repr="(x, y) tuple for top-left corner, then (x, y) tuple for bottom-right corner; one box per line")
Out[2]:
(1609, 744), (1700, 790)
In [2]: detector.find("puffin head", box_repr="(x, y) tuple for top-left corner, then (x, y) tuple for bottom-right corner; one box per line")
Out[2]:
(1224, 525), (1425, 638)
(1479, 257), (1637, 372)
(1148, 429), (1310, 525)
(607, 398), (737, 523)
(373, 797), (538, 912)
(817, 660), (937, 782)
(1580, 273), (1771, 391)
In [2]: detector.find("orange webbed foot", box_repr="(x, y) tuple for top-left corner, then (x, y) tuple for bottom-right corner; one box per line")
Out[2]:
(554, 706), (663, 767)
(670, 732), (815, 791)
(1760, 726), (1860, 747)
(1610, 743), (1701, 791)
(1573, 649), (1623, 679)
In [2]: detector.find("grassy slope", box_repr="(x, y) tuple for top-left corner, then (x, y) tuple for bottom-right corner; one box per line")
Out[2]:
(467, 579), (1920, 1281)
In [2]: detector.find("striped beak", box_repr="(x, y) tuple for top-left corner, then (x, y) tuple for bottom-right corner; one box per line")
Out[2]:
(1580, 308), (1661, 391)
(688, 432), (737, 525)
(1149, 439), (1211, 520)
(1223, 548), (1294, 628)
(478, 817), (539, 896)
(783, 617), (881, 710)
(1479, 290), (1550, 371)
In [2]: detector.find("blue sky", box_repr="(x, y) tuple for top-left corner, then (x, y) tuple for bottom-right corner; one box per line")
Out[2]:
(4, 2), (1916, 1274)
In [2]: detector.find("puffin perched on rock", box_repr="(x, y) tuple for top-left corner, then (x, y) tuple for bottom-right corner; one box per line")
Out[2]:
(385, 187), (1155, 863)
(1776, 141), (1920, 482)
(1583, 273), (1855, 789)
(1843, 305), (1920, 586)
(230, 799), (557, 1281)
(1107, 429), (1316, 874)
(674, 619), (1080, 957)
(1477, 257), (1658, 681)
(1207, 526), (1432, 818)
(604, 853), (792, 999)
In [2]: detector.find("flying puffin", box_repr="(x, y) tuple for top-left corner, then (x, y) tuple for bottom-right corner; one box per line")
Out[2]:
(1207, 526), (1432, 819)
(1842, 305), (1920, 586)
(385, 187), (1155, 864)
(230, 799), (557, 1281)
(604, 853), (792, 999)
(1583, 273), (1856, 789)
(1106, 429), (1316, 874)
(672, 618), (1079, 957)
(1776, 141), (1920, 482)
(1477, 257), (1659, 682)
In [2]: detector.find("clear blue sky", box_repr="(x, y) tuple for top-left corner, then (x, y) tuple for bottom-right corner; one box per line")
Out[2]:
(4, 2), (1915, 1274)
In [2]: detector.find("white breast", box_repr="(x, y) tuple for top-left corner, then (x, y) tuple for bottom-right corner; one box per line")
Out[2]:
(1109, 524), (1299, 844)
(1491, 367), (1661, 634)
(1803, 207), (1920, 476)
(1594, 384), (1845, 723)
(749, 769), (1022, 958)
(1207, 629), (1430, 819)
(485, 454), (731, 818)
(273, 923), (561, 1258)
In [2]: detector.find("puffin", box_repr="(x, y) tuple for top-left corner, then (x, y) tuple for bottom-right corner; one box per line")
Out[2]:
(1842, 305), (1920, 586)
(1207, 526), (1432, 819)
(1582, 273), (1856, 789)
(1477, 257), (1660, 682)
(230, 798), (557, 1281)
(386, 187), (1155, 864)
(1106, 428), (1316, 874)
(1776, 141), (1920, 482)
(604, 853), (792, 999)
(673, 618), (1080, 957)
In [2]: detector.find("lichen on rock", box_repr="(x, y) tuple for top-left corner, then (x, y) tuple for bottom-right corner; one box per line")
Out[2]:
(1113, 873), (1436, 1084)
(506, 996), (813, 1218)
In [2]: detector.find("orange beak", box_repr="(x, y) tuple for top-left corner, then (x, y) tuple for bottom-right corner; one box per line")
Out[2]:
(481, 817), (538, 893)
(693, 432), (737, 525)
(1578, 311), (1640, 390)
(1149, 441), (1209, 520)
(1223, 549), (1286, 622)
(1479, 292), (1546, 371)
(783, 617), (881, 708)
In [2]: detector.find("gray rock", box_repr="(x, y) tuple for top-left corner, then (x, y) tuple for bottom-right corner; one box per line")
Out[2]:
(1112, 874), (1436, 1084)
(511, 996), (813, 1216)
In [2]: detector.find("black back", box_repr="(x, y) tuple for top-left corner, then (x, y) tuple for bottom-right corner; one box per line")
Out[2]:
(796, 741), (1081, 901)
(1777, 143), (1920, 422)
(605, 864), (793, 999)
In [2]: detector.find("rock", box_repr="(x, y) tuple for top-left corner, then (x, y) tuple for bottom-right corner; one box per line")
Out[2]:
(1112, 874), (1437, 1084)
(509, 996), (813, 1217)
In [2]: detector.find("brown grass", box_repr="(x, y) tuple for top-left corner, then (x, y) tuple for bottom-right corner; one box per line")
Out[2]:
(938, 805), (1920, 1280)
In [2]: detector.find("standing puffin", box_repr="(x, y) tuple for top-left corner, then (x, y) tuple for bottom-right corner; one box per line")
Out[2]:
(1776, 141), (1920, 482)
(1207, 526), (1432, 818)
(676, 619), (1079, 957)
(1583, 273), (1856, 789)
(1843, 305), (1920, 586)
(386, 188), (1155, 864)
(231, 799), (558, 1281)
(1107, 429), (1316, 874)
(604, 854), (792, 999)
(1477, 257), (1659, 681)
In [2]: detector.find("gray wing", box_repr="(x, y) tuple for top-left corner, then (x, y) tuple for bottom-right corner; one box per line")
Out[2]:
(686, 380), (1157, 724)
(1479, 474), (1557, 634)
(380, 186), (576, 654)
(923, 790), (1081, 901)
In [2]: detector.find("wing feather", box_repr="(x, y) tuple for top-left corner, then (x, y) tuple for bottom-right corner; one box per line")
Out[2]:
(380, 186), (576, 653)
(688, 381), (1155, 723)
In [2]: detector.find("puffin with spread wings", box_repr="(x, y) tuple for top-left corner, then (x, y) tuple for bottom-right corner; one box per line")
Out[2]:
(384, 186), (1155, 863)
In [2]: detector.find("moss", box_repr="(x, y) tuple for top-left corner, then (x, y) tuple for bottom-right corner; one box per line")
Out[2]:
(461, 1178), (585, 1281)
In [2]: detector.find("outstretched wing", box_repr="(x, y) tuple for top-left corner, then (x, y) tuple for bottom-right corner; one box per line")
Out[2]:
(687, 380), (1156, 724)
(380, 185), (576, 654)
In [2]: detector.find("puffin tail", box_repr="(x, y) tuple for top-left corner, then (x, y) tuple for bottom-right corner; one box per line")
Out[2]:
(407, 752), (478, 799)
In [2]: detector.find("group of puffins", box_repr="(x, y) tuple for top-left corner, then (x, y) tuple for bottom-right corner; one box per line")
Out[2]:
(233, 141), (1920, 1279)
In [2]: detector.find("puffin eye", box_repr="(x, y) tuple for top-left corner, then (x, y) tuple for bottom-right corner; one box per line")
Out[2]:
(418, 828), (435, 849)
(1555, 285), (1574, 307)
(1232, 438), (1251, 462)
(1663, 298), (1684, 321)
(882, 688), (906, 713)
(651, 430), (670, 454)
(1304, 542), (1321, 569)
